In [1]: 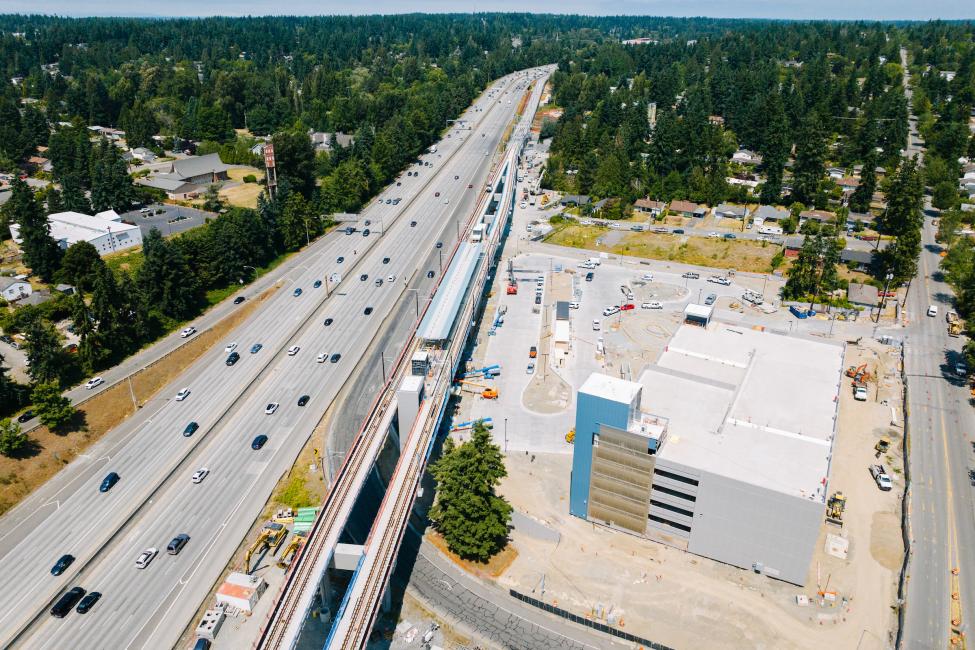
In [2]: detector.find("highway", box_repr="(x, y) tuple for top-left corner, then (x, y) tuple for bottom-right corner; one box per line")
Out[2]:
(900, 41), (975, 649)
(0, 67), (543, 650)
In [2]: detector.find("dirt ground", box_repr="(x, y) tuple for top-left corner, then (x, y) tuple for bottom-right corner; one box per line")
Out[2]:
(546, 225), (781, 273)
(219, 167), (265, 209)
(487, 338), (904, 650)
(0, 286), (274, 515)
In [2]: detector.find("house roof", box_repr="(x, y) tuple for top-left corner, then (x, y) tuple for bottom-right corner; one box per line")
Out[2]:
(634, 198), (665, 210)
(800, 209), (836, 222)
(847, 282), (878, 305)
(166, 153), (231, 181)
(138, 176), (200, 193)
(0, 277), (29, 291)
(561, 194), (591, 205)
(841, 249), (874, 265)
(836, 176), (860, 188)
(669, 200), (700, 213)
(847, 211), (875, 223)
(754, 205), (789, 221)
(714, 202), (747, 216)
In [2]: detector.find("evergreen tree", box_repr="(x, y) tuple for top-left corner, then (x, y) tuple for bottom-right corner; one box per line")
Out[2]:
(758, 94), (789, 205)
(0, 354), (29, 419)
(59, 241), (105, 291)
(6, 179), (62, 281)
(279, 192), (313, 250)
(137, 228), (201, 320)
(89, 139), (135, 212)
(60, 174), (91, 213)
(429, 421), (511, 563)
(0, 418), (28, 457)
(24, 317), (65, 385)
(783, 231), (841, 300)
(849, 150), (878, 214)
(31, 381), (76, 431)
(791, 114), (827, 207)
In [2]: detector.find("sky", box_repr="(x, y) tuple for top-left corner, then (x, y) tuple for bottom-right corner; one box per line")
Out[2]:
(1, 1), (972, 21)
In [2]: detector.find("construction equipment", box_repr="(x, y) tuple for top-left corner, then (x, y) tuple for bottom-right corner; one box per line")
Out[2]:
(826, 492), (847, 525)
(244, 522), (287, 573)
(875, 438), (890, 458)
(459, 364), (500, 379)
(845, 364), (867, 379)
(276, 530), (308, 569)
(949, 312), (964, 337)
(456, 379), (498, 399)
(565, 428), (575, 443)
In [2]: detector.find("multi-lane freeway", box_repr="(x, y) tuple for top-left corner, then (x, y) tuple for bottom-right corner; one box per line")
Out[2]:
(0, 67), (546, 650)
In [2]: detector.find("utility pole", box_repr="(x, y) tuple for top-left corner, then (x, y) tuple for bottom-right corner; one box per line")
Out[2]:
(875, 273), (894, 323)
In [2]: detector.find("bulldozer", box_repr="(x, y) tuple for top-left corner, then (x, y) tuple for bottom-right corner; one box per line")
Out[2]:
(826, 492), (847, 526)
(276, 530), (308, 569)
(244, 521), (287, 573)
(875, 437), (890, 458)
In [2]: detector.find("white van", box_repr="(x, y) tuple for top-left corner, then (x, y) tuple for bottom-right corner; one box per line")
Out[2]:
(587, 257), (601, 266)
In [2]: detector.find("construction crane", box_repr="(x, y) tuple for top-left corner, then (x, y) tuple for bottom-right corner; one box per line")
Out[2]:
(244, 522), (287, 573)
(276, 530), (308, 569)
(826, 492), (846, 526)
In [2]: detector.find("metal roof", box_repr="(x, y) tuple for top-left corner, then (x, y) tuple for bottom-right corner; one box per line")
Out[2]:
(418, 242), (482, 342)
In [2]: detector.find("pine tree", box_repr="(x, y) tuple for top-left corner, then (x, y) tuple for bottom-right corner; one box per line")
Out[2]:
(59, 241), (105, 291)
(31, 381), (76, 431)
(137, 229), (201, 320)
(24, 317), (65, 385)
(0, 418), (28, 457)
(759, 93), (789, 205)
(791, 114), (827, 207)
(429, 421), (511, 563)
(849, 149), (878, 214)
(6, 179), (62, 282)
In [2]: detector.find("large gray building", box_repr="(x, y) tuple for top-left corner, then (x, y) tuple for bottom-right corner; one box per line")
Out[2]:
(569, 323), (844, 585)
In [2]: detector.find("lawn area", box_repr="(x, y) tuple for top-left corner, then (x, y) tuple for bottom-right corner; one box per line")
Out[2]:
(104, 246), (145, 276)
(545, 224), (782, 273)
(220, 166), (265, 209)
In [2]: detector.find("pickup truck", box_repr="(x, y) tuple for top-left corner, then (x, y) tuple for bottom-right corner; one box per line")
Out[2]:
(870, 464), (892, 491)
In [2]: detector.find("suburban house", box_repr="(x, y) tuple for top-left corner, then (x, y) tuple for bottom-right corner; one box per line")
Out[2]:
(846, 211), (875, 230)
(669, 200), (707, 218)
(731, 149), (763, 166)
(799, 209), (837, 226)
(633, 198), (666, 217)
(560, 194), (591, 207)
(129, 147), (158, 163)
(309, 131), (354, 153)
(136, 176), (201, 200)
(841, 249), (875, 272)
(0, 277), (32, 302)
(847, 282), (879, 306)
(836, 176), (860, 194)
(27, 155), (51, 172)
(826, 167), (845, 180)
(753, 205), (789, 224)
(713, 203), (750, 219)
(158, 153), (232, 185)
(783, 235), (804, 257)
(592, 198), (612, 213)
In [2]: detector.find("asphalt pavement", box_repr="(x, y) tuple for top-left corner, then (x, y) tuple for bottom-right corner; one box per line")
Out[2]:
(120, 204), (216, 237)
(0, 68), (539, 650)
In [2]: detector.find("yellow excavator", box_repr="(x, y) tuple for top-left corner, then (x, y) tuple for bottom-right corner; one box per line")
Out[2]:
(244, 522), (287, 573)
(276, 531), (308, 569)
(826, 492), (846, 526)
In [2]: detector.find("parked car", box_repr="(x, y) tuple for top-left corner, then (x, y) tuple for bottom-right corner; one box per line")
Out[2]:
(620, 303), (635, 311)
(789, 305), (814, 319)
(708, 276), (732, 286)
(17, 410), (34, 423)
(641, 301), (663, 310)
(853, 385), (868, 401)
(602, 306), (620, 317)
(704, 293), (717, 306)
(585, 272), (594, 282)
(927, 305), (938, 317)
(870, 464), (892, 491)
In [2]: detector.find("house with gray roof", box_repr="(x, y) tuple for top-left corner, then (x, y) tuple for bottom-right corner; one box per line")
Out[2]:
(0, 277), (32, 302)
(847, 282), (878, 306)
(841, 248), (874, 271)
(137, 176), (201, 200)
(160, 153), (232, 185)
(713, 203), (750, 219)
(753, 205), (789, 223)
(560, 194), (591, 207)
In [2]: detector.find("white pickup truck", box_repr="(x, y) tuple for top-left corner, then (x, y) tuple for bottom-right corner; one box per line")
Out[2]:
(870, 464), (892, 491)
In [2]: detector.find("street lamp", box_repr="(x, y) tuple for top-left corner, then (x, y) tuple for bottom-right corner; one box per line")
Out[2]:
(504, 418), (508, 453)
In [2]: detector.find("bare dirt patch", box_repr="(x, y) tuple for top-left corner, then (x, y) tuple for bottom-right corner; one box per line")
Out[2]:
(0, 286), (274, 515)
(870, 511), (903, 571)
(425, 530), (517, 579)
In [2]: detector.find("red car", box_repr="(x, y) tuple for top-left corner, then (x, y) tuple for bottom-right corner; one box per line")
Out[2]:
(620, 303), (635, 311)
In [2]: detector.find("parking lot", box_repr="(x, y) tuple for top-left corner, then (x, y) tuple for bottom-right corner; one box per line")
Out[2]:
(120, 204), (216, 237)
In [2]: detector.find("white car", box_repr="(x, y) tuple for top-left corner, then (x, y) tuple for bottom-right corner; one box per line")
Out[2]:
(641, 273), (653, 281)
(180, 327), (197, 338)
(602, 306), (620, 317)
(265, 402), (279, 415)
(520, 201), (527, 209)
(641, 301), (663, 310)
(592, 319), (601, 331)
(387, 275), (396, 283)
(191, 468), (209, 484)
(526, 362), (535, 374)
(444, 198), (449, 204)
(569, 302), (580, 309)
(224, 342), (237, 354)
(287, 345), (300, 356)
(175, 387), (191, 401)
(927, 305), (938, 317)
(317, 353), (327, 363)
(708, 276), (732, 286)
(84, 376), (104, 390)
(708, 232), (719, 238)
(135, 547), (159, 569)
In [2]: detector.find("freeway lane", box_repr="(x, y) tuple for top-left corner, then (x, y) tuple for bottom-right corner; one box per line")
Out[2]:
(11, 68), (544, 650)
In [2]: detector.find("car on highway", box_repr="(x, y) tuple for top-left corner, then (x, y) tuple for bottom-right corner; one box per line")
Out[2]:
(435, 192), (441, 197)
(723, 233), (736, 239)
(682, 271), (700, 279)
(330, 353), (341, 363)
(135, 547), (158, 569)
(50, 587), (86, 618)
(264, 402), (279, 415)
(75, 591), (101, 614)
(360, 274), (368, 281)
(435, 242), (443, 248)
(17, 410), (34, 423)
(383, 257), (390, 264)
(224, 342), (237, 353)
(427, 270), (435, 278)
(410, 221), (417, 227)
(641, 273), (653, 281)
(250, 343), (262, 354)
(183, 421), (199, 437)
(641, 301), (663, 309)
(362, 228), (370, 237)
(293, 287), (302, 297)
(468, 183), (473, 188)
(297, 395), (310, 407)
(455, 175), (459, 180)
(364, 307), (374, 315)
(226, 351), (240, 366)
(708, 232), (719, 238)
(375, 278), (383, 287)
(444, 198), (449, 204)
(337, 256), (344, 263)
(180, 326), (197, 338)
(520, 201), (527, 209)
(387, 275), (396, 283)
(100, 472), (120, 493)
(585, 272), (594, 282)
(51, 554), (75, 576)
(233, 296), (246, 305)
(175, 387), (191, 401)
(705, 293), (717, 305)
(287, 346), (300, 356)
(323, 318), (333, 327)
(317, 352), (328, 363)
(345, 226), (355, 235)
(252, 434), (268, 450)
(191, 468), (209, 483)
(85, 376), (105, 390)
(167, 534), (190, 555)
(708, 275), (732, 286)
(673, 228), (685, 234)
(529, 346), (537, 358)
(313, 280), (322, 288)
